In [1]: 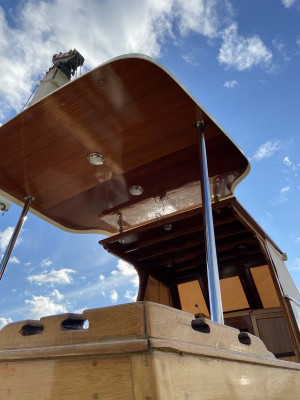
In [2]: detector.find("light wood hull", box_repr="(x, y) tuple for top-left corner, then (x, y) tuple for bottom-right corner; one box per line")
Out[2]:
(0, 302), (299, 399)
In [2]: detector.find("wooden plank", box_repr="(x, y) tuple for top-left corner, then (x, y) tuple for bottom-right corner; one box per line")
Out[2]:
(0, 354), (134, 400)
(154, 350), (300, 399)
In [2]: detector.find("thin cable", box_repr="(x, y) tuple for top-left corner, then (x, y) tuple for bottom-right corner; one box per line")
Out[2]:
(20, 85), (38, 112)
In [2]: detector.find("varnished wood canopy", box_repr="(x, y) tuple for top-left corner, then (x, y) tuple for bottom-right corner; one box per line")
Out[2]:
(0, 54), (249, 235)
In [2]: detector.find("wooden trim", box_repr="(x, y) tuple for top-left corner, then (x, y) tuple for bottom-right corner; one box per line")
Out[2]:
(239, 268), (263, 310)
(262, 240), (300, 361)
(198, 274), (210, 314)
(169, 282), (182, 310)
(148, 339), (300, 370)
(0, 339), (148, 361)
(137, 270), (149, 301)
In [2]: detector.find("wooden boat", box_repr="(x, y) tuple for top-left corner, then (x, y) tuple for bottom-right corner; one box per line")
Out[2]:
(0, 53), (299, 399)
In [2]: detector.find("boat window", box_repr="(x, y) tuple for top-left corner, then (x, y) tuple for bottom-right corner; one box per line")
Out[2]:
(178, 280), (209, 316)
(144, 276), (173, 307)
(250, 265), (280, 309)
(220, 276), (249, 312)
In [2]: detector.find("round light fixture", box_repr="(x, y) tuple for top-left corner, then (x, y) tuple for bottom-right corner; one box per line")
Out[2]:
(163, 224), (172, 232)
(129, 185), (143, 196)
(87, 152), (105, 165)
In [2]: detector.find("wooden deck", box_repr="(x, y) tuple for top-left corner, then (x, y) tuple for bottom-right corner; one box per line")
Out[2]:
(0, 302), (299, 399)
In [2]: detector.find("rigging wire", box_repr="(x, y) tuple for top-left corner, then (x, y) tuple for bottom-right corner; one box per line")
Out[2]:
(20, 84), (38, 112)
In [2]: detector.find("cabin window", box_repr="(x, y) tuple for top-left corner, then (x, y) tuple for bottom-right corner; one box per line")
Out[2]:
(250, 265), (280, 308)
(144, 276), (173, 307)
(178, 280), (209, 316)
(220, 276), (249, 312)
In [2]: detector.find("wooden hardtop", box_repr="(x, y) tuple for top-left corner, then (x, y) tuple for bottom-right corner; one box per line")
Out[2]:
(0, 54), (249, 235)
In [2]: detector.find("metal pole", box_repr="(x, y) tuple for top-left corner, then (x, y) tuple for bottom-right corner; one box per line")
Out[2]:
(0, 196), (34, 280)
(196, 121), (224, 324)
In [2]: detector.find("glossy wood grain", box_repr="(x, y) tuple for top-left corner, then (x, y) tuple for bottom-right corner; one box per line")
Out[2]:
(0, 55), (249, 234)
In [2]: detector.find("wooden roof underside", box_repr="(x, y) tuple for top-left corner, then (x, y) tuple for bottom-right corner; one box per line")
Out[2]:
(0, 55), (249, 235)
(101, 198), (280, 310)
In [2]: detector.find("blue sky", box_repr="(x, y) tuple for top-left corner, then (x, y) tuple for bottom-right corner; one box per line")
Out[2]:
(0, 0), (299, 328)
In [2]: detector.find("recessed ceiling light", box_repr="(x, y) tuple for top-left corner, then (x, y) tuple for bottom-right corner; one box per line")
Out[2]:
(129, 185), (143, 196)
(163, 224), (172, 232)
(87, 152), (105, 165)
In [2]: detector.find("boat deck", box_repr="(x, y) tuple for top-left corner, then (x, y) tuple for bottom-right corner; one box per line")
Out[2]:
(0, 302), (299, 399)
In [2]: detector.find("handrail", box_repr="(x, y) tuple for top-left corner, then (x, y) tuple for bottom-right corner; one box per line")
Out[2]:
(0, 196), (34, 280)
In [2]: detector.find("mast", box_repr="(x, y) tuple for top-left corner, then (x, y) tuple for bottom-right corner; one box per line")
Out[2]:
(29, 49), (84, 106)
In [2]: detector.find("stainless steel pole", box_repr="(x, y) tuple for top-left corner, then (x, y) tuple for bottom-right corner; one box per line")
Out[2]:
(196, 121), (224, 324)
(0, 196), (34, 280)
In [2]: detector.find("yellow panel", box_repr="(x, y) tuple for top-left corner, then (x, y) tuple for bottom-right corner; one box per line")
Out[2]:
(251, 265), (280, 308)
(178, 280), (209, 316)
(144, 276), (173, 307)
(220, 276), (249, 312)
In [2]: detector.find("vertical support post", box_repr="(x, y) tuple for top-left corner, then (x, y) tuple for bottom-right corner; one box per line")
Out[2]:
(0, 196), (34, 280)
(196, 121), (224, 324)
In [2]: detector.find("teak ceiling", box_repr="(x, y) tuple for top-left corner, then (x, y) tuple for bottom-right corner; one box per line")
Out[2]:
(0, 55), (249, 235)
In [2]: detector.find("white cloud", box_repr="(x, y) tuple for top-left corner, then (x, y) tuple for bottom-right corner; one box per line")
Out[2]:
(280, 186), (291, 194)
(283, 156), (299, 176)
(0, 0), (171, 117)
(99, 259), (139, 304)
(272, 39), (290, 62)
(115, 259), (137, 277)
(41, 258), (53, 267)
(182, 54), (198, 66)
(284, 156), (292, 166)
(110, 289), (118, 303)
(175, 0), (232, 38)
(27, 268), (76, 285)
(218, 22), (272, 70)
(0, 226), (14, 252)
(252, 140), (281, 161)
(297, 36), (300, 47)
(51, 289), (64, 301)
(289, 258), (300, 271)
(0, 317), (12, 330)
(0, 0), (235, 122)
(131, 274), (139, 287)
(9, 256), (20, 264)
(124, 289), (138, 302)
(25, 295), (67, 319)
(223, 80), (238, 88)
(281, 0), (297, 8)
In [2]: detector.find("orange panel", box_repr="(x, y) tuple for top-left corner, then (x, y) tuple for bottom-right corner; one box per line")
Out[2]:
(178, 280), (209, 316)
(144, 276), (173, 307)
(220, 276), (249, 312)
(251, 266), (280, 309)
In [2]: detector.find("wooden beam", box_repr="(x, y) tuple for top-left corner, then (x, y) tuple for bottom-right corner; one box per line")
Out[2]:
(239, 268), (263, 309)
